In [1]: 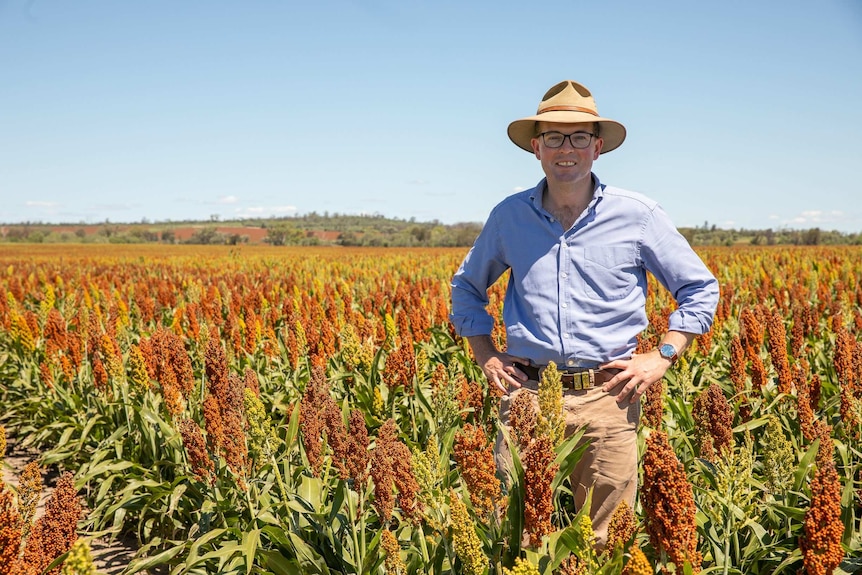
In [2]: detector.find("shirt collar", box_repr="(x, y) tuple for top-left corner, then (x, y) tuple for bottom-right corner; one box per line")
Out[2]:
(529, 173), (604, 211)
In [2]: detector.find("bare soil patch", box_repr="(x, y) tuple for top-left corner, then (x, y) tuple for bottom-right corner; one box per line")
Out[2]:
(1, 431), (151, 575)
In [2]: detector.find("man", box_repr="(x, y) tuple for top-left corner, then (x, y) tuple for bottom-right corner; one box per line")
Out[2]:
(449, 80), (719, 547)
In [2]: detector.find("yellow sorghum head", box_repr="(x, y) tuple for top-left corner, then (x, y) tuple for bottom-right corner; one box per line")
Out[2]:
(536, 363), (564, 447)
(384, 312), (397, 349)
(244, 387), (276, 464)
(372, 387), (385, 418)
(100, 333), (124, 381)
(18, 461), (43, 539)
(622, 546), (652, 575)
(0, 426), (6, 463)
(607, 500), (637, 551)
(338, 323), (363, 371)
(60, 538), (97, 575)
(504, 556), (540, 575)
(573, 513), (599, 572)
(293, 320), (308, 355)
(432, 371), (460, 436)
(449, 489), (487, 575)
(413, 435), (443, 506)
(380, 529), (406, 575)
(762, 415), (795, 494)
(13, 313), (36, 354)
(127, 344), (150, 394)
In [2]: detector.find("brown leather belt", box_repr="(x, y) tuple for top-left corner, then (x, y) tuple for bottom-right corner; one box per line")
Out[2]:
(514, 362), (617, 391)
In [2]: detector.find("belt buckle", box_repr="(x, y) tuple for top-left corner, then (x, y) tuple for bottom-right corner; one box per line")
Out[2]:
(560, 369), (595, 391)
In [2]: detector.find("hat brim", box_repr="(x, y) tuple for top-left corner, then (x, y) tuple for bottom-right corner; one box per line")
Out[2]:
(507, 111), (626, 154)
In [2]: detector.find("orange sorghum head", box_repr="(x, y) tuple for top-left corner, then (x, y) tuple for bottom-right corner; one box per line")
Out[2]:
(508, 390), (537, 449)
(91, 354), (109, 393)
(729, 336), (747, 393)
(346, 409), (370, 487)
(380, 528), (406, 575)
(0, 484), (23, 575)
(522, 435), (558, 545)
(692, 383), (733, 461)
(179, 418), (214, 482)
(766, 310), (793, 395)
(801, 459), (844, 575)
(43, 308), (67, 360)
(370, 419), (397, 523)
(453, 423), (502, 518)
(642, 378), (664, 430)
(203, 394), (224, 456)
(321, 398), (349, 479)
(641, 430), (702, 573)
(19, 472), (82, 575)
(220, 374), (248, 477)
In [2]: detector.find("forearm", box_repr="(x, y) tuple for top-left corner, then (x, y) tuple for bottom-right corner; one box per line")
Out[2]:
(660, 330), (697, 357)
(466, 334), (499, 365)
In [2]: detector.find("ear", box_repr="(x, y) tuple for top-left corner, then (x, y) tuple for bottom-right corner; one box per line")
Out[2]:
(531, 137), (542, 159)
(593, 137), (603, 160)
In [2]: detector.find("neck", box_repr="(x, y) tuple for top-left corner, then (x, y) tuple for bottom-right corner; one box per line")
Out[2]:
(543, 177), (595, 230)
(544, 175), (594, 211)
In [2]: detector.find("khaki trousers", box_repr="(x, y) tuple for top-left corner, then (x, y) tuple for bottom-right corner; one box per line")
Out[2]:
(495, 382), (640, 549)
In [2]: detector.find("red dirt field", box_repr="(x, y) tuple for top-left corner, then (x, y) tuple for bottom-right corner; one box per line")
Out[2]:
(0, 224), (343, 244)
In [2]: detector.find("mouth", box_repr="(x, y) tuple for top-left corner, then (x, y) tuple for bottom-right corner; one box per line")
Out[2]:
(557, 161), (576, 167)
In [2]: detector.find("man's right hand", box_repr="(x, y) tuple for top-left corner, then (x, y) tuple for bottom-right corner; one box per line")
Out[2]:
(466, 335), (530, 395)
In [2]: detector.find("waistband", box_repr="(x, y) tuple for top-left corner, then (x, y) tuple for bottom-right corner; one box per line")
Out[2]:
(514, 362), (619, 391)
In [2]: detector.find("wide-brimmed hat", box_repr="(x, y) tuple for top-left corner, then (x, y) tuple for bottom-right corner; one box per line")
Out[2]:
(507, 80), (626, 154)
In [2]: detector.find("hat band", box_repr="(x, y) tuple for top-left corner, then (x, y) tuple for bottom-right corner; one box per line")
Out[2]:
(539, 105), (598, 116)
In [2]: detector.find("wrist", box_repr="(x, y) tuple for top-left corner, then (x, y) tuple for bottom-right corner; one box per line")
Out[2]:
(658, 342), (679, 365)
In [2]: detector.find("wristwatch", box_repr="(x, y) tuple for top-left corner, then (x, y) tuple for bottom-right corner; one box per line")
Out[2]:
(658, 343), (679, 365)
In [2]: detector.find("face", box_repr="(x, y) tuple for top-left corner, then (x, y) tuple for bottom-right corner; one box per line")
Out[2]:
(530, 121), (603, 189)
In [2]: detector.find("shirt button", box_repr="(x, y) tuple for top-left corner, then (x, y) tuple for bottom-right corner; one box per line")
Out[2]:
(561, 272), (568, 278)
(549, 218), (556, 223)
(561, 303), (567, 308)
(566, 359), (575, 367)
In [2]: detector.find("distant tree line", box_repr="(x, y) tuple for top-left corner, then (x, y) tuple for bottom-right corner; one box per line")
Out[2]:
(0, 213), (485, 247)
(679, 222), (862, 246)
(2, 214), (861, 247)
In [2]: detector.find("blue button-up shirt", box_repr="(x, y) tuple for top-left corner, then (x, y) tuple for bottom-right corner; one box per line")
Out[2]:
(450, 175), (719, 368)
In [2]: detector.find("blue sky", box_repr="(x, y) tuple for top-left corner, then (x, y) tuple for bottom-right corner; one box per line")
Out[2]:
(1, 0), (860, 232)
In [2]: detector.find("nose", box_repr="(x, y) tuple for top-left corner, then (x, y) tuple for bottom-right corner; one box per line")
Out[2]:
(559, 134), (580, 150)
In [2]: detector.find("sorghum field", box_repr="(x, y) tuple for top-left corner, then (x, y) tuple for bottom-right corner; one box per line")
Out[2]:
(0, 243), (860, 575)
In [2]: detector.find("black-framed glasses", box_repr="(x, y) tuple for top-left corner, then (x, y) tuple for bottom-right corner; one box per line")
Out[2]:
(538, 131), (595, 149)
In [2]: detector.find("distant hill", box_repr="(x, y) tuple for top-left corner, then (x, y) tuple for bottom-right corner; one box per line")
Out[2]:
(0, 213), (485, 247)
(1, 214), (860, 247)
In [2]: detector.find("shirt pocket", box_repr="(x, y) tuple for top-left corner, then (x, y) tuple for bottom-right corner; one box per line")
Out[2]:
(582, 245), (638, 300)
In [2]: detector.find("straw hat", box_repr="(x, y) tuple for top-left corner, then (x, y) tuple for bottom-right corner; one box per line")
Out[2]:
(507, 80), (626, 154)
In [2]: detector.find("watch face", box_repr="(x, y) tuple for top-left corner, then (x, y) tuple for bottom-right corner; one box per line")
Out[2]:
(660, 344), (677, 360)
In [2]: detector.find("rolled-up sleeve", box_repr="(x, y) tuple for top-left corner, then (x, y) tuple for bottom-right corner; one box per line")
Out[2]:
(450, 211), (510, 337)
(639, 205), (719, 335)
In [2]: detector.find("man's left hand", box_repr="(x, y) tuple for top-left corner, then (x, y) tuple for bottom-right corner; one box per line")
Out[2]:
(599, 350), (670, 405)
